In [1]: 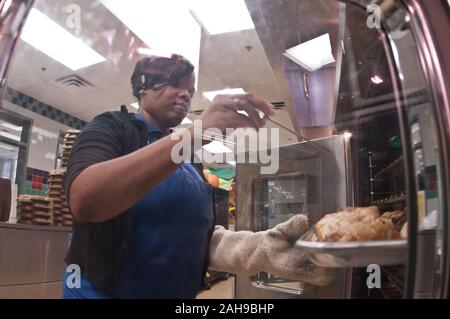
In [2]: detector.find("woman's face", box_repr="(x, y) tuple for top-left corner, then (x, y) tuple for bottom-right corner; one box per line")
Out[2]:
(140, 72), (195, 131)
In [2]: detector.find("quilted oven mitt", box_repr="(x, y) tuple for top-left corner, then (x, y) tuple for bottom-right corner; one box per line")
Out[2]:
(208, 214), (336, 286)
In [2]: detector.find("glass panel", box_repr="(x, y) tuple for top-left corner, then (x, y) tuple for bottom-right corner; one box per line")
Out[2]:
(253, 173), (307, 231)
(383, 4), (445, 298)
(0, 120), (22, 142)
(1, 0), (445, 299)
(251, 173), (307, 292)
(332, 3), (408, 298)
(334, 1), (445, 298)
(0, 142), (19, 180)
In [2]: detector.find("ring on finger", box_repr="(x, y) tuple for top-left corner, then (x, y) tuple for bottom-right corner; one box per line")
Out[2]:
(232, 97), (241, 111)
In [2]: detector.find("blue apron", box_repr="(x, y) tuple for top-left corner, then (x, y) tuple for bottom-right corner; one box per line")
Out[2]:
(63, 115), (213, 298)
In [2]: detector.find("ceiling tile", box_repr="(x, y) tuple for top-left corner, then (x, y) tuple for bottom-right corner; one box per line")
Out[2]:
(22, 81), (96, 115)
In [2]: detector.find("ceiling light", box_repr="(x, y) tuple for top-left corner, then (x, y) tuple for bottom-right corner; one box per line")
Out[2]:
(137, 48), (153, 55)
(203, 140), (233, 153)
(189, 0), (255, 35)
(130, 103), (139, 109)
(1, 0), (12, 17)
(0, 122), (22, 132)
(181, 117), (193, 125)
(21, 8), (105, 70)
(371, 75), (384, 84)
(0, 144), (16, 151)
(0, 131), (21, 142)
(283, 33), (335, 71)
(203, 88), (246, 101)
(100, 0), (201, 88)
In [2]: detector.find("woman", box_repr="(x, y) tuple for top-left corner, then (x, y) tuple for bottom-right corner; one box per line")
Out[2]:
(62, 54), (334, 299)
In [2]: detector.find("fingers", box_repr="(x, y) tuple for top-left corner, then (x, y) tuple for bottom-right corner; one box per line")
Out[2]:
(269, 214), (310, 242)
(236, 112), (260, 130)
(234, 92), (275, 117)
(234, 98), (266, 128)
(214, 93), (273, 128)
(206, 92), (274, 132)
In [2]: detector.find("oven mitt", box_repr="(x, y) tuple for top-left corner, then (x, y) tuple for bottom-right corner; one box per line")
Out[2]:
(208, 214), (336, 286)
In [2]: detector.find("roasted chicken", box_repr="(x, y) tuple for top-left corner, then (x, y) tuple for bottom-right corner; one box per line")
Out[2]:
(314, 206), (405, 242)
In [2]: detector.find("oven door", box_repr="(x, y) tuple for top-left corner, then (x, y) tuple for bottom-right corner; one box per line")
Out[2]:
(236, 0), (450, 299)
(235, 134), (353, 298)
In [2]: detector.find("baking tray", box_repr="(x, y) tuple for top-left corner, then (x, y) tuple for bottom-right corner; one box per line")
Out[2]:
(295, 227), (407, 268)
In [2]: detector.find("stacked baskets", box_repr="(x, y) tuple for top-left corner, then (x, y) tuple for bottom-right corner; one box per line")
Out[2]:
(16, 195), (53, 226)
(59, 129), (80, 168)
(48, 168), (73, 226)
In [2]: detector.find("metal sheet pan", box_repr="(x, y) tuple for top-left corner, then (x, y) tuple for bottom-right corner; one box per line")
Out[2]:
(295, 227), (407, 268)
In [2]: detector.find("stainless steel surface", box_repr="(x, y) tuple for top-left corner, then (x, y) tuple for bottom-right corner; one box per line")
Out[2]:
(250, 277), (305, 295)
(379, 0), (450, 298)
(414, 229), (436, 298)
(0, 0), (35, 105)
(235, 134), (352, 298)
(0, 281), (61, 299)
(0, 222), (71, 291)
(264, 116), (332, 154)
(296, 227), (407, 268)
(302, 72), (310, 99)
(245, 0), (339, 132)
(0, 221), (71, 232)
(401, 0), (450, 299)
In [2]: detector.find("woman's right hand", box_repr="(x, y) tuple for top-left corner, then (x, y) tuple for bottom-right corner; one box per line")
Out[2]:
(199, 93), (275, 133)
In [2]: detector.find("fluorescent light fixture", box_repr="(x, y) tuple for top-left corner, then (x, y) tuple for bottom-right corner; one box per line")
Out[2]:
(203, 88), (246, 101)
(0, 122), (22, 132)
(181, 117), (193, 125)
(371, 75), (383, 84)
(100, 0), (201, 89)
(0, 144), (16, 152)
(203, 140), (233, 154)
(284, 33), (335, 71)
(137, 47), (153, 56)
(21, 8), (105, 70)
(189, 0), (255, 35)
(0, 131), (21, 142)
(1, 0), (13, 16)
(130, 103), (139, 109)
(137, 47), (173, 57)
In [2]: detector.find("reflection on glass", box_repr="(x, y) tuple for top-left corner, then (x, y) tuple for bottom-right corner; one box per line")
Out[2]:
(0, 142), (18, 180)
(253, 173), (307, 231)
(0, 120), (22, 142)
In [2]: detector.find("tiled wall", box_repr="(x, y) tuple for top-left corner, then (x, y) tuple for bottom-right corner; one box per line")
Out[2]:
(3, 87), (87, 129)
(2, 88), (85, 200)
(2, 101), (71, 172)
(24, 167), (49, 196)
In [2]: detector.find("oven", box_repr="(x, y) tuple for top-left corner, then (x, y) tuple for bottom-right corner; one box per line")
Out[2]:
(235, 0), (450, 299)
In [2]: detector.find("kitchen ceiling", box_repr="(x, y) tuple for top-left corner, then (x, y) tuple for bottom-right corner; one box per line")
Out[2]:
(6, 0), (281, 115)
(3, 0), (342, 145)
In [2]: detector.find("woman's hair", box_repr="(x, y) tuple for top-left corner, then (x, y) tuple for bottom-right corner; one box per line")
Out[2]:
(130, 54), (194, 101)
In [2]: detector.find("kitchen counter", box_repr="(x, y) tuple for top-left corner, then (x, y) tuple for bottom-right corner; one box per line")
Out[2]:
(0, 221), (71, 298)
(0, 221), (71, 232)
